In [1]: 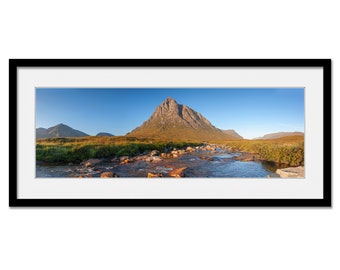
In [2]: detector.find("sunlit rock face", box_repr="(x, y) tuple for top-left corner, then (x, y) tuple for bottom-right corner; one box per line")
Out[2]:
(127, 97), (236, 142)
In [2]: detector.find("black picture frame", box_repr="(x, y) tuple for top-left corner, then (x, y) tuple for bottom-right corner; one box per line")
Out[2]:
(9, 59), (332, 207)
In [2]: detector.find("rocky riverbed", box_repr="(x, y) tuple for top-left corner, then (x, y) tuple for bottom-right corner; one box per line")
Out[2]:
(36, 144), (298, 178)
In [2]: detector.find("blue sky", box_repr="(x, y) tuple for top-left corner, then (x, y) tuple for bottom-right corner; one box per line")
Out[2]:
(36, 88), (304, 139)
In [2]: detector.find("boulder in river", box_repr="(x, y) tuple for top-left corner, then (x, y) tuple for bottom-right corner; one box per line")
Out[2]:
(84, 158), (103, 167)
(119, 156), (130, 162)
(152, 156), (162, 162)
(233, 153), (260, 162)
(200, 155), (213, 161)
(186, 146), (194, 152)
(100, 172), (113, 178)
(147, 172), (163, 178)
(168, 167), (187, 178)
(150, 150), (160, 157)
(100, 172), (119, 178)
(120, 159), (132, 165)
(276, 166), (304, 178)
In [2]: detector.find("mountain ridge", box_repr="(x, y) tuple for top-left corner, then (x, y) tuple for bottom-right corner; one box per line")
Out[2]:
(96, 132), (114, 137)
(221, 129), (243, 139)
(253, 131), (304, 140)
(36, 123), (89, 138)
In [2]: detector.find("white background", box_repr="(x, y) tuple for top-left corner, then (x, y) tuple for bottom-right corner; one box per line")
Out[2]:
(0, 1), (338, 270)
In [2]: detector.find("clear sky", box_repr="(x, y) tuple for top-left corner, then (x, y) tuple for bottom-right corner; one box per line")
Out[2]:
(36, 88), (304, 139)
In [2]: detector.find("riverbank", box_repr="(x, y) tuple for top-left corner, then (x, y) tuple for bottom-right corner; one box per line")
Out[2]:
(36, 137), (201, 163)
(55, 144), (231, 178)
(226, 136), (304, 166)
(36, 143), (293, 178)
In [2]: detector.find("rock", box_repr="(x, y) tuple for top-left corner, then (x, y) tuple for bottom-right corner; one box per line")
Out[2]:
(233, 153), (259, 161)
(168, 167), (187, 178)
(119, 156), (129, 162)
(200, 156), (213, 161)
(276, 166), (304, 178)
(100, 172), (113, 178)
(150, 150), (160, 156)
(178, 149), (186, 155)
(84, 159), (102, 167)
(135, 155), (147, 161)
(152, 156), (162, 162)
(186, 146), (194, 152)
(147, 172), (163, 178)
(120, 159), (132, 165)
(120, 157), (134, 164)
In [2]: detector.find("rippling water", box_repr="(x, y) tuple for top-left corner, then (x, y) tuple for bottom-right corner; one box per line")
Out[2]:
(36, 150), (286, 178)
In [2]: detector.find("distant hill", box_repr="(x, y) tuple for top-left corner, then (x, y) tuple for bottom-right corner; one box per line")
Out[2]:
(96, 132), (114, 137)
(36, 124), (89, 139)
(254, 131), (304, 140)
(127, 97), (238, 142)
(221, 129), (243, 139)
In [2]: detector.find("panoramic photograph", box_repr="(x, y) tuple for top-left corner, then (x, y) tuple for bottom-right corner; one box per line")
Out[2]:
(36, 88), (304, 178)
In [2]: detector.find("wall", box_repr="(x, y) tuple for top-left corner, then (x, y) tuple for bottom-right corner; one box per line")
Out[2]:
(0, 1), (338, 269)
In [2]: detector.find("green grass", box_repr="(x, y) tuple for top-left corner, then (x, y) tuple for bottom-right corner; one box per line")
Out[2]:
(36, 136), (200, 163)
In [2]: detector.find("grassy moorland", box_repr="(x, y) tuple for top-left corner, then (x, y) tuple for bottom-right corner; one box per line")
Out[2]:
(36, 135), (304, 166)
(227, 135), (304, 166)
(36, 136), (201, 163)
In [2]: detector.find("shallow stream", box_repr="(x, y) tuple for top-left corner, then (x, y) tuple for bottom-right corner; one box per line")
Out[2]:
(36, 149), (287, 178)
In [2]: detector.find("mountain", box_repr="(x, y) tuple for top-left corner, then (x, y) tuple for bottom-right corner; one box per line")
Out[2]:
(36, 124), (89, 139)
(127, 97), (238, 142)
(96, 132), (114, 137)
(254, 131), (304, 140)
(36, 128), (49, 138)
(221, 129), (243, 139)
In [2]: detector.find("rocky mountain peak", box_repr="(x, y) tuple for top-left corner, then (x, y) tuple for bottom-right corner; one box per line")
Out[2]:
(127, 97), (238, 141)
(154, 97), (179, 116)
(163, 97), (177, 106)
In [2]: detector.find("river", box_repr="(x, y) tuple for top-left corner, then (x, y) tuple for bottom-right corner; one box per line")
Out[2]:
(36, 148), (287, 178)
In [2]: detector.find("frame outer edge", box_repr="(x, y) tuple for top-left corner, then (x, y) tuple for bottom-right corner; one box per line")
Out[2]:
(9, 59), (332, 207)
(9, 60), (18, 206)
(323, 59), (332, 206)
